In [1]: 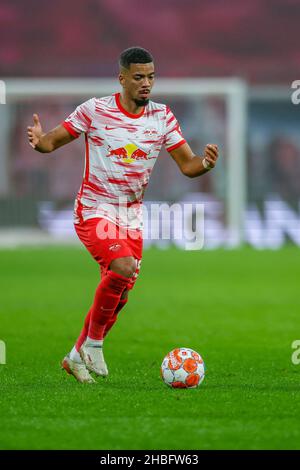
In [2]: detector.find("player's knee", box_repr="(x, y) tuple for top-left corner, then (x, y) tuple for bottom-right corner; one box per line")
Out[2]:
(110, 257), (136, 278)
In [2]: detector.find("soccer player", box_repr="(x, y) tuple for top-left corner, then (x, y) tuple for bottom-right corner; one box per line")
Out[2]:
(27, 47), (219, 384)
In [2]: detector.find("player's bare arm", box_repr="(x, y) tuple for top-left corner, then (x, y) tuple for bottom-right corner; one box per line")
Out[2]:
(27, 113), (76, 153)
(170, 142), (219, 177)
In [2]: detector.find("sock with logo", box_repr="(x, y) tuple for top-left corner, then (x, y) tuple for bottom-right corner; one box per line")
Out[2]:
(103, 298), (128, 338)
(74, 295), (128, 351)
(87, 270), (130, 341)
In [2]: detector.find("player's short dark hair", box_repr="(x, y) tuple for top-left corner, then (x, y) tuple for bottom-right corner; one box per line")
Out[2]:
(119, 47), (154, 70)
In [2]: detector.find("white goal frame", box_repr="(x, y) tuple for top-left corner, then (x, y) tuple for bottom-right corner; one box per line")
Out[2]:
(5, 77), (247, 246)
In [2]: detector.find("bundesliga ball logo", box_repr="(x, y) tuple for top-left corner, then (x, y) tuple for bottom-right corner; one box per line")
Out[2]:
(161, 348), (205, 389)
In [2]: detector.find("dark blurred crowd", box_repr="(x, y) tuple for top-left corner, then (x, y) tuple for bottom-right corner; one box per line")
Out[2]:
(1, 0), (299, 83)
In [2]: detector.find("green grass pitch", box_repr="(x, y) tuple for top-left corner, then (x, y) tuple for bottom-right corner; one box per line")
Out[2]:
(0, 246), (299, 450)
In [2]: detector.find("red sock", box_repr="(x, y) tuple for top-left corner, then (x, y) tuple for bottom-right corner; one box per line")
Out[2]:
(103, 298), (128, 338)
(75, 307), (92, 352)
(75, 296), (128, 350)
(87, 270), (130, 341)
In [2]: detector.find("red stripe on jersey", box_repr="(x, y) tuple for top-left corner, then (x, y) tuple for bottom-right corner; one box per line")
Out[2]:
(85, 180), (112, 198)
(167, 115), (176, 125)
(81, 111), (92, 127)
(89, 136), (104, 146)
(144, 109), (164, 117)
(84, 134), (90, 182)
(114, 161), (135, 168)
(107, 178), (132, 185)
(62, 121), (80, 138)
(140, 139), (160, 144)
(95, 108), (123, 122)
(123, 171), (144, 179)
(75, 185), (84, 224)
(166, 139), (186, 153)
(115, 93), (145, 119)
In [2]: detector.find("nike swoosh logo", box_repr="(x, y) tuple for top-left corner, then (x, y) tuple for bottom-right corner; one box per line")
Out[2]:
(105, 126), (115, 130)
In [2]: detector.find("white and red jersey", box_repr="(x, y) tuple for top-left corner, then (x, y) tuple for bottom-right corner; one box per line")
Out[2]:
(63, 92), (186, 230)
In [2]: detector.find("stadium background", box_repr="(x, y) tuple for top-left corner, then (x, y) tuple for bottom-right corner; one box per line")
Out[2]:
(0, 0), (300, 247)
(1, 0), (300, 451)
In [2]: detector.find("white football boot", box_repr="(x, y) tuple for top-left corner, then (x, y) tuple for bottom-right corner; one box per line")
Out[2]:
(80, 343), (108, 377)
(61, 355), (96, 384)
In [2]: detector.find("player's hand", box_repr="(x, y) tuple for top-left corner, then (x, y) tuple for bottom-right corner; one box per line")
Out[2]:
(204, 144), (218, 169)
(27, 114), (43, 149)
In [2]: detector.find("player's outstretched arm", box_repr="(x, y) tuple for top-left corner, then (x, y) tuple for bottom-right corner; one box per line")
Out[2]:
(170, 142), (219, 178)
(27, 114), (77, 153)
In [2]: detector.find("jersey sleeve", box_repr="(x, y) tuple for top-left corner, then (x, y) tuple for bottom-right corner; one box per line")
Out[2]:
(62, 98), (94, 137)
(164, 106), (186, 153)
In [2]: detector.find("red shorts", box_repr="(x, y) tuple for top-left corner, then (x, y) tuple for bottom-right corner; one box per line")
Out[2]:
(75, 217), (143, 290)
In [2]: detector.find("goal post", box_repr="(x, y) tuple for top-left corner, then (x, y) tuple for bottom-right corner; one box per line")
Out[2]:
(4, 77), (248, 246)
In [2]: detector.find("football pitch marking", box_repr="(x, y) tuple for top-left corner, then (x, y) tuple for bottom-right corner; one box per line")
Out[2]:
(0, 80), (5, 104)
(291, 340), (300, 365)
(0, 340), (6, 365)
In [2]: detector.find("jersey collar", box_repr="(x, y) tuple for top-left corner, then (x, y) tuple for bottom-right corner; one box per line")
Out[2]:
(115, 93), (145, 119)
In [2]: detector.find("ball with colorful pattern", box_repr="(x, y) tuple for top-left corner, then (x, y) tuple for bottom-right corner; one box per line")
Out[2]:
(161, 348), (205, 389)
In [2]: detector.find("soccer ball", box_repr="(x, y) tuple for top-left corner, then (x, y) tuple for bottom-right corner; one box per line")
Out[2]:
(161, 347), (205, 389)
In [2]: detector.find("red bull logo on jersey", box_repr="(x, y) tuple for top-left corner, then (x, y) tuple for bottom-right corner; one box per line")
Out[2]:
(107, 143), (148, 163)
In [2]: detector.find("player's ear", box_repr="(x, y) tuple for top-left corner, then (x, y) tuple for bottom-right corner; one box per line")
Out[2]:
(119, 66), (127, 87)
(119, 72), (125, 87)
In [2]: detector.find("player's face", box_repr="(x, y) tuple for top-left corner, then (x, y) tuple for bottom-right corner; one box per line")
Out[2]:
(119, 62), (155, 107)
